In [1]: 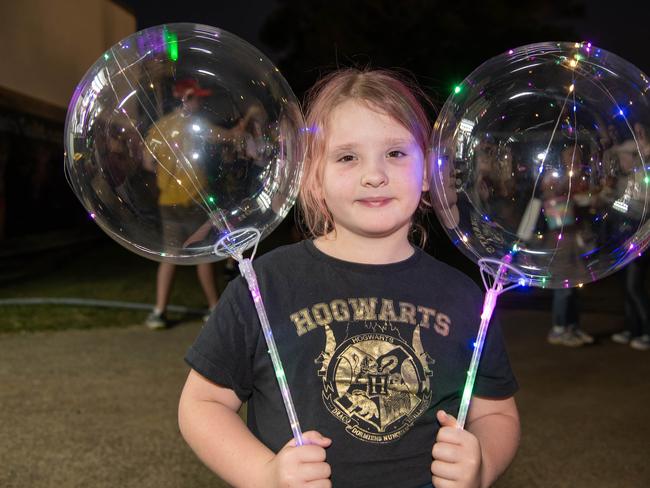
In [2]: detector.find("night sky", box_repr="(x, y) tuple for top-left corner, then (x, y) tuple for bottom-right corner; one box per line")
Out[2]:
(120, 0), (280, 59)
(120, 0), (650, 74)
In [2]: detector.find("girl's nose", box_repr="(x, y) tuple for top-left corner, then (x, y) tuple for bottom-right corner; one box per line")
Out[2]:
(361, 159), (388, 187)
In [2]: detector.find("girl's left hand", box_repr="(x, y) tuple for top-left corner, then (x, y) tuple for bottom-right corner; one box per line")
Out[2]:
(431, 410), (482, 488)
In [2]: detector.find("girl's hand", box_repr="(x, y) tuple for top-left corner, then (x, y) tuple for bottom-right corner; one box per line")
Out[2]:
(265, 430), (332, 488)
(431, 411), (482, 488)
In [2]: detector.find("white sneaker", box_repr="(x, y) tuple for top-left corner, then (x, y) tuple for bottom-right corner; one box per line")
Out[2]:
(145, 311), (168, 330)
(573, 328), (595, 344)
(547, 326), (584, 347)
(630, 335), (650, 351)
(611, 330), (632, 344)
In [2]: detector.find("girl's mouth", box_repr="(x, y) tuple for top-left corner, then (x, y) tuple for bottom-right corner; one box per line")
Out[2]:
(357, 197), (392, 207)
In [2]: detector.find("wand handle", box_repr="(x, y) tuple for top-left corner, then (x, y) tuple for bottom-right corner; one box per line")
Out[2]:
(239, 258), (305, 446)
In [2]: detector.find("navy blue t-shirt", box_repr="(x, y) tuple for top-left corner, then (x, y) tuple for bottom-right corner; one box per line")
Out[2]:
(186, 240), (518, 488)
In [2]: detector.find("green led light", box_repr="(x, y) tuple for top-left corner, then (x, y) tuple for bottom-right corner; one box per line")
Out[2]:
(454, 85), (462, 94)
(645, 176), (650, 184)
(208, 196), (216, 204)
(163, 27), (178, 62)
(169, 37), (178, 61)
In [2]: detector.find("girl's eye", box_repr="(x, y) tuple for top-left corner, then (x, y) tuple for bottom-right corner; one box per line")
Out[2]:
(387, 150), (406, 158)
(337, 154), (356, 162)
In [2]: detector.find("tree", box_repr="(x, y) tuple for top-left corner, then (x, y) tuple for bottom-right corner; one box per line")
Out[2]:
(261, 0), (585, 101)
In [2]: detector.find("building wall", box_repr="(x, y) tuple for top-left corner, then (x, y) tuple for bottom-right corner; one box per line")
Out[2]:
(0, 0), (135, 110)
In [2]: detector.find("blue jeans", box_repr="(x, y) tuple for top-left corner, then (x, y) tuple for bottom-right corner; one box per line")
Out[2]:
(552, 288), (579, 327)
(624, 253), (650, 336)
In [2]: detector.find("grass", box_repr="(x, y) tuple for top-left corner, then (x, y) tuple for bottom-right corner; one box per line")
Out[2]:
(0, 238), (221, 333)
(0, 219), (296, 334)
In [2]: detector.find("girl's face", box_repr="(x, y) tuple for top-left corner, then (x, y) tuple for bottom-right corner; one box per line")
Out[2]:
(319, 99), (428, 240)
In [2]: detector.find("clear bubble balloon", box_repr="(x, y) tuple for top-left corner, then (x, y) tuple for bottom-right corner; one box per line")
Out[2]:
(432, 42), (650, 288)
(65, 23), (304, 264)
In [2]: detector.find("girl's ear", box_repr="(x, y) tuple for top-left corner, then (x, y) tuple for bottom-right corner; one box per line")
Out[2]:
(421, 153), (431, 192)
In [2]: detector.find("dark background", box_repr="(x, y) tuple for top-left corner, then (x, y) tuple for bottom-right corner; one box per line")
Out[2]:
(114, 0), (650, 275)
(121, 0), (650, 96)
(3, 0), (649, 277)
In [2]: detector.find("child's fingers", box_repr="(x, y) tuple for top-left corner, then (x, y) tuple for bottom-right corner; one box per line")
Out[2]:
(436, 410), (468, 446)
(295, 445), (329, 463)
(431, 475), (456, 488)
(287, 430), (332, 448)
(300, 430), (332, 448)
(305, 480), (332, 488)
(431, 458), (459, 480)
(432, 441), (461, 463)
(436, 426), (466, 445)
(300, 460), (332, 481)
(436, 410), (459, 428)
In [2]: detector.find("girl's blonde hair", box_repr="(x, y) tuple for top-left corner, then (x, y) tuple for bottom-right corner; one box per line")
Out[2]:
(298, 68), (432, 245)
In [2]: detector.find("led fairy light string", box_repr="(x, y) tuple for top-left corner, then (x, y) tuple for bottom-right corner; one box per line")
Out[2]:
(454, 53), (578, 429)
(65, 24), (307, 446)
(431, 41), (650, 431)
(113, 29), (302, 440)
(215, 228), (305, 446)
(454, 45), (597, 427)
(456, 256), (525, 429)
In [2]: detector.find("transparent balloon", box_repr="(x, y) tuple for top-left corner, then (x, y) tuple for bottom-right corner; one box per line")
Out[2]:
(432, 42), (650, 288)
(65, 23), (304, 264)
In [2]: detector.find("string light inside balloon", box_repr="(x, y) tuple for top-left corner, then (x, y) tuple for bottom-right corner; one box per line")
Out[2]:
(65, 23), (307, 446)
(431, 41), (650, 429)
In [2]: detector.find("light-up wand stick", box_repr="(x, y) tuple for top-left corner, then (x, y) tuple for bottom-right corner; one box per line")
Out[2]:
(215, 227), (305, 446)
(456, 256), (525, 429)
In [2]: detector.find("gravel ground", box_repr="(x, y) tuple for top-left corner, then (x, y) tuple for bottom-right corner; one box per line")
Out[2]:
(1, 309), (649, 487)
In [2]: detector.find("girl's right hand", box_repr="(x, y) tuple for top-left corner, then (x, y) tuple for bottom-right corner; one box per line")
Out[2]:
(266, 431), (332, 488)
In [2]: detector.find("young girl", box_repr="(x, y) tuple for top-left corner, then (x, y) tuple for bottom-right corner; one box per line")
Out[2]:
(179, 69), (520, 488)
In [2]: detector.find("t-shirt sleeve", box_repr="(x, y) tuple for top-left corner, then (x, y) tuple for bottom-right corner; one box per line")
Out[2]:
(184, 277), (259, 402)
(470, 289), (519, 398)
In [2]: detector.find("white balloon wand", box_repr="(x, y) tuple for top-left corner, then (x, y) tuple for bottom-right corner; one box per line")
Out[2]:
(216, 227), (305, 446)
(456, 256), (525, 429)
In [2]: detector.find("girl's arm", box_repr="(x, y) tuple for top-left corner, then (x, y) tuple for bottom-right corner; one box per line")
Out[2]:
(466, 396), (520, 487)
(178, 369), (332, 488)
(431, 396), (519, 488)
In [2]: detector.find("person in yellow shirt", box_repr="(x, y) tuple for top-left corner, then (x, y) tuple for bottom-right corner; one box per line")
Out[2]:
(143, 78), (222, 329)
